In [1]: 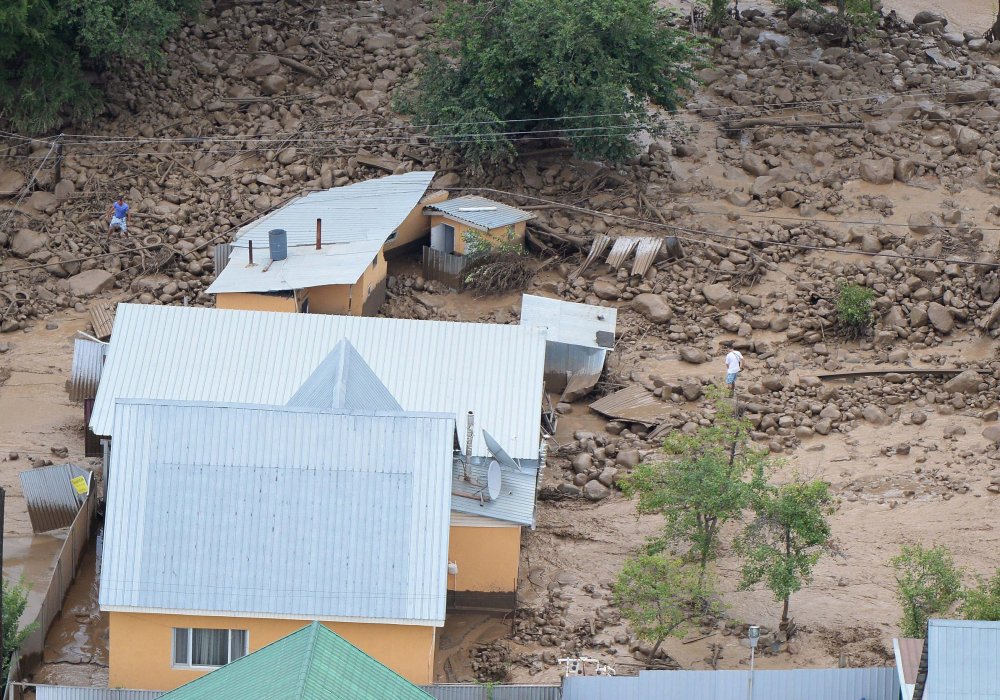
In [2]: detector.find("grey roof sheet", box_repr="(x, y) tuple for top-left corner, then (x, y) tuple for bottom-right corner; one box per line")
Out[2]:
(520, 295), (616, 349)
(207, 171), (434, 293)
(286, 339), (401, 412)
(69, 338), (106, 402)
(925, 618), (1000, 699)
(100, 400), (454, 625)
(423, 195), (533, 231)
(451, 457), (537, 527)
(91, 305), (546, 460)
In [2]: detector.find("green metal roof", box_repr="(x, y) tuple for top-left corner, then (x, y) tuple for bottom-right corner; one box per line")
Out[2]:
(158, 622), (434, 700)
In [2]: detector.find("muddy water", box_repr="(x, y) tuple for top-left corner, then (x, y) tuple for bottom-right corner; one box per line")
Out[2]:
(31, 533), (108, 687)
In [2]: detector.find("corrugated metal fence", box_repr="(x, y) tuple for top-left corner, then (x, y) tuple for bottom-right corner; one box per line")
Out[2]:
(31, 688), (163, 700)
(420, 685), (560, 700)
(422, 246), (470, 288)
(19, 465), (91, 533)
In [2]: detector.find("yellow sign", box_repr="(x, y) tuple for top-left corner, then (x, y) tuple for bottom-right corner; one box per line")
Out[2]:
(71, 476), (89, 495)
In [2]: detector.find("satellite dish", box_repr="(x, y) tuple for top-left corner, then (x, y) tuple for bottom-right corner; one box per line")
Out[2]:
(483, 429), (520, 471)
(486, 461), (502, 501)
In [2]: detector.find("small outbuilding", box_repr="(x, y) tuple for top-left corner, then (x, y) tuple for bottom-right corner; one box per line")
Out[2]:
(423, 195), (533, 255)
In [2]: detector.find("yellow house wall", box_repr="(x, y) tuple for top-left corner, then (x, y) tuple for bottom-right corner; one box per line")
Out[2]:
(447, 524), (521, 592)
(214, 292), (298, 313)
(384, 190), (449, 254)
(108, 611), (436, 691)
(430, 217), (526, 255)
(306, 249), (386, 316)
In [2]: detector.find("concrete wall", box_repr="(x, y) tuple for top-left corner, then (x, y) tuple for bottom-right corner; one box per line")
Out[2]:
(214, 292), (298, 313)
(429, 217), (526, 256)
(107, 612), (437, 690)
(307, 248), (386, 316)
(447, 524), (521, 593)
(385, 190), (449, 256)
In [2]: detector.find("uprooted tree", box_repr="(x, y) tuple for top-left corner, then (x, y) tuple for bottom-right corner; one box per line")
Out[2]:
(0, 0), (200, 133)
(462, 227), (534, 294)
(397, 0), (699, 172)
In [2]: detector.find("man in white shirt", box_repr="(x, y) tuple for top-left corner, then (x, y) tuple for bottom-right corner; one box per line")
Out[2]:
(725, 349), (744, 396)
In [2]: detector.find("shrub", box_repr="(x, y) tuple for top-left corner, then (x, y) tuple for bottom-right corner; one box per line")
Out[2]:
(891, 544), (963, 637)
(835, 283), (876, 337)
(462, 228), (534, 294)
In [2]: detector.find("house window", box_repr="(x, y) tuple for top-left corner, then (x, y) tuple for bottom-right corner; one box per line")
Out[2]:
(172, 628), (248, 668)
(387, 229), (398, 241)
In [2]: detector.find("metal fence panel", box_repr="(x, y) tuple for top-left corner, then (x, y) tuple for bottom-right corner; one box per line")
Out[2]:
(422, 246), (469, 288)
(563, 675), (639, 700)
(420, 686), (560, 700)
(420, 685), (487, 700)
(213, 243), (233, 275)
(68, 339), (106, 402)
(19, 465), (91, 533)
(33, 687), (163, 700)
(493, 686), (561, 700)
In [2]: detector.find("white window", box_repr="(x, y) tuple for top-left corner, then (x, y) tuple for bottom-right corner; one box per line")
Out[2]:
(172, 628), (248, 668)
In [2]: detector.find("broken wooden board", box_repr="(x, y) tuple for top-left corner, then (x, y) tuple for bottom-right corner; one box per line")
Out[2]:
(589, 384), (669, 425)
(355, 152), (401, 173)
(89, 301), (116, 340)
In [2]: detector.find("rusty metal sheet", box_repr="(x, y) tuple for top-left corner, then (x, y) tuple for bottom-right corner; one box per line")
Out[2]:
(589, 384), (669, 425)
(88, 301), (116, 340)
(20, 464), (91, 533)
(571, 234), (611, 279)
(68, 338), (107, 402)
(605, 236), (639, 269)
(561, 370), (602, 403)
(631, 237), (662, 276)
(213, 243), (233, 275)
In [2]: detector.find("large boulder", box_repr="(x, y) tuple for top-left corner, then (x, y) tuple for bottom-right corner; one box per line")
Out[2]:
(943, 369), (983, 395)
(983, 425), (1000, 444)
(68, 270), (115, 297)
(365, 32), (397, 51)
(741, 152), (770, 176)
(927, 302), (954, 334)
(243, 55), (280, 78)
(951, 125), (981, 155)
(679, 346), (707, 364)
(632, 294), (673, 323)
(592, 280), (620, 301)
(0, 170), (26, 197)
(862, 405), (891, 426)
(583, 480), (611, 501)
(702, 283), (737, 309)
(913, 10), (947, 26)
(860, 158), (894, 185)
(944, 79), (990, 104)
(10, 229), (47, 257)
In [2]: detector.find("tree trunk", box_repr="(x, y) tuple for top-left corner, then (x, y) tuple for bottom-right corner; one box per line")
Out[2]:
(988, 3), (1000, 43)
(648, 638), (664, 662)
(781, 525), (792, 625)
(782, 595), (790, 626)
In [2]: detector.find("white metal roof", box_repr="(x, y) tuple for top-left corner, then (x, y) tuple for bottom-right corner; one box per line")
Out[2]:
(91, 305), (547, 460)
(207, 171), (434, 294)
(286, 339), (402, 412)
(924, 619), (1000, 700)
(100, 400), (454, 626)
(423, 195), (533, 231)
(451, 457), (537, 527)
(519, 294), (617, 349)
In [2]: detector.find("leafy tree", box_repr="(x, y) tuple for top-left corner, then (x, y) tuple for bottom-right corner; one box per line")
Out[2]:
(620, 390), (766, 581)
(891, 544), (963, 637)
(961, 569), (1000, 621)
(0, 0), (200, 133)
(613, 554), (719, 662)
(835, 282), (876, 338)
(735, 478), (834, 625)
(2, 579), (35, 683)
(398, 0), (699, 171)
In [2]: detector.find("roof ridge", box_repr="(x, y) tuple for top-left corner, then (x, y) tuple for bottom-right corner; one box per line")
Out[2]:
(294, 621), (322, 698)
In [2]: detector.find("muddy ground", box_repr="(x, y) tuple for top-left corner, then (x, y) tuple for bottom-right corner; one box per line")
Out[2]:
(3, 0), (1000, 689)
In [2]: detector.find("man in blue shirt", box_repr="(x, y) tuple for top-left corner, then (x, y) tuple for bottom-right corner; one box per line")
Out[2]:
(107, 196), (129, 235)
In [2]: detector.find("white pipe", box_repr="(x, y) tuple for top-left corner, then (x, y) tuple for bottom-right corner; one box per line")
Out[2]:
(464, 411), (474, 480)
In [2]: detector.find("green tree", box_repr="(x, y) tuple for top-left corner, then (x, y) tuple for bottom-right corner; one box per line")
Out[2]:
(620, 390), (766, 581)
(398, 0), (699, 171)
(0, 0), (199, 133)
(735, 478), (834, 625)
(961, 569), (1000, 621)
(891, 544), (963, 637)
(613, 554), (718, 662)
(2, 579), (35, 683)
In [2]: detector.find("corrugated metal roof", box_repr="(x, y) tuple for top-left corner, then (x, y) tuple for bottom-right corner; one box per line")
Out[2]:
(159, 622), (434, 700)
(924, 618), (1000, 700)
(420, 685), (560, 700)
(92, 305), (546, 460)
(286, 339), (401, 412)
(424, 195), (533, 231)
(451, 457), (537, 527)
(207, 171), (434, 294)
(19, 464), (91, 533)
(34, 687), (163, 700)
(563, 667), (898, 700)
(588, 385), (669, 425)
(520, 295), (617, 350)
(100, 400), (454, 625)
(68, 338), (106, 402)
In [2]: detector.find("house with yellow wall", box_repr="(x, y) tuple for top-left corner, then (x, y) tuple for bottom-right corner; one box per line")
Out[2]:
(100, 398), (455, 691)
(423, 194), (534, 256)
(207, 171), (437, 316)
(91, 305), (549, 625)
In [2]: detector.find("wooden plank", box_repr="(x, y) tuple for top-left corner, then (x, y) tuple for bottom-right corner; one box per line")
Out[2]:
(88, 301), (116, 340)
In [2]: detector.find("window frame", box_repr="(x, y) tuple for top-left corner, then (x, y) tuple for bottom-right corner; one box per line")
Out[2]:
(171, 627), (249, 669)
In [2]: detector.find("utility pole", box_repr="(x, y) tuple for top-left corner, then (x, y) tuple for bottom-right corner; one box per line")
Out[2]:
(747, 624), (760, 700)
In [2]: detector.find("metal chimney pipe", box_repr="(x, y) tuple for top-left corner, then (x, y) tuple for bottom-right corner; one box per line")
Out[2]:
(464, 411), (475, 481)
(316, 218), (322, 250)
(248, 239), (254, 266)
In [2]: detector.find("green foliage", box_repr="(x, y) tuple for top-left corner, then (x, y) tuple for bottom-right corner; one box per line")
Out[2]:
(2, 578), (35, 682)
(735, 478), (834, 623)
(462, 227), (534, 294)
(614, 554), (719, 659)
(0, 0), (199, 133)
(891, 544), (963, 637)
(835, 283), (876, 337)
(961, 569), (1000, 621)
(399, 0), (699, 168)
(777, 0), (879, 29)
(701, 0), (732, 28)
(620, 389), (767, 576)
